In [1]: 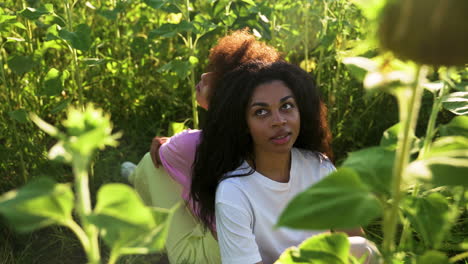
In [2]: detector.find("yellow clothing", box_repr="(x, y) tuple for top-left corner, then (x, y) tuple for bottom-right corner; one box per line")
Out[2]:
(129, 153), (221, 263)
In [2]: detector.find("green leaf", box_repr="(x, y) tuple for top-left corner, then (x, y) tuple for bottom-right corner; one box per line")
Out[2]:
(342, 146), (394, 196)
(149, 21), (195, 39)
(19, 5), (52, 20)
(241, 0), (257, 6)
(143, 0), (167, 9)
(454, 81), (468, 92)
(406, 136), (468, 187)
(8, 109), (29, 123)
(59, 24), (92, 51)
(7, 55), (34, 75)
(439, 116), (468, 138)
(423, 81), (444, 94)
(380, 123), (421, 153)
(83, 58), (107, 66)
(62, 105), (120, 158)
(51, 98), (73, 114)
(350, 0), (386, 21)
(41, 68), (64, 96)
(275, 233), (350, 264)
(149, 23), (178, 38)
(87, 184), (174, 253)
(168, 121), (186, 136)
(403, 194), (451, 249)
(0, 14), (17, 25)
(0, 177), (74, 232)
(277, 168), (382, 230)
(417, 250), (449, 264)
(442, 92), (468, 115)
(157, 60), (191, 79)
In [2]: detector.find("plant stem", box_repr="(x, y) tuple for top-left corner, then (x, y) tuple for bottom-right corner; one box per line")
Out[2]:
(185, 0), (198, 129)
(64, 0), (84, 108)
(303, 1), (310, 72)
(107, 250), (120, 264)
(65, 219), (91, 253)
(73, 158), (100, 264)
(382, 65), (428, 260)
(449, 251), (468, 263)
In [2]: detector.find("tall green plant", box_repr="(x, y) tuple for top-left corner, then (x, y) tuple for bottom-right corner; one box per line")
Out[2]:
(0, 105), (175, 264)
(274, 0), (468, 263)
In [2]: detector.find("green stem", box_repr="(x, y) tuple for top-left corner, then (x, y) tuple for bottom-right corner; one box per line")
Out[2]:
(64, 219), (91, 253)
(382, 65), (428, 260)
(107, 250), (120, 264)
(64, 0), (84, 108)
(450, 251), (468, 263)
(418, 78), (449, 159)
(73, 158), (100, 264)
(303, 1), (310, 72)
(185, 0), (198, 129)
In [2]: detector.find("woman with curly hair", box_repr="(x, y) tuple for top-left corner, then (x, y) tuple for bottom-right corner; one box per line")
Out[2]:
(191, 61), (378, 264)
(122, 29), (283, 263)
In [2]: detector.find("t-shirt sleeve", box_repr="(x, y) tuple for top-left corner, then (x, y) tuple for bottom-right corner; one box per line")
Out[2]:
(159, 129), (201, 200)
(216, 183), (262, 264)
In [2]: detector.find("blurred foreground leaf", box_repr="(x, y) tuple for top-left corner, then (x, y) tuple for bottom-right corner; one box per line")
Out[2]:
(277, 168), (382, 230)
(88, 184), (175, 255)
(275, 233), (350, 264)
(0, 177), (74, 232)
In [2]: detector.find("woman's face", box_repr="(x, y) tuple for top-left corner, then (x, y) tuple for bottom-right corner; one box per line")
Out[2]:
(246, 80), (300, 156)
(196, 72), (215, 110)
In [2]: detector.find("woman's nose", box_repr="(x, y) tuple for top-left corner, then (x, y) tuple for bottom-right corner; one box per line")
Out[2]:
(271, 111), (286, 126)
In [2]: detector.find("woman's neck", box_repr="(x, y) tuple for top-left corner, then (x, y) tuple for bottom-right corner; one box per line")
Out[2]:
(251, 150), (291, 183)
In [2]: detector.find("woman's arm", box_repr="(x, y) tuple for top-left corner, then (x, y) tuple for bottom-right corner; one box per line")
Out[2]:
(149, 136), (169, 167)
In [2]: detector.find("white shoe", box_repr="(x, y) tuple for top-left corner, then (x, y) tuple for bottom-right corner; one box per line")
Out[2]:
(121, 161), (136, 181)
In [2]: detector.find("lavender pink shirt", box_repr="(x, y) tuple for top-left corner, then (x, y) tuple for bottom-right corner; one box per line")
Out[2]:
(159, 129), (201, 214)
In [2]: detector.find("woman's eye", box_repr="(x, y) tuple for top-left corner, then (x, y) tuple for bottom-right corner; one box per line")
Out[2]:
(255, 109), (268, 116)
(282, 103), (294, 110)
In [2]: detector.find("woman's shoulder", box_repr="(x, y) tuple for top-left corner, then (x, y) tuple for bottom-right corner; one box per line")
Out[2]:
(292, 148), (335, 173)
(216, 163), (253, 201)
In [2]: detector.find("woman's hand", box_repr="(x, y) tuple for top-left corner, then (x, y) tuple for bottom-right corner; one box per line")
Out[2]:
(150, 136), (169, 168)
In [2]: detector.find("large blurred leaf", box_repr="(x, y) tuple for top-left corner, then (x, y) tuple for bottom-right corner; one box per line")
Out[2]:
(442, 92), (468, 115)
(417, 250), (449, 264)
(342, 57), (378, 82)
(8, 109), (29, 123)
(275, 233), (350, 264)
(350, 0), (386, 20)
(380, 123), (421, 153)
(439, 116), (468, 138)
(0, 177), (74, 232)
(277, 168), (382, 230)
(59, 24), (92, 51)
(342, 146), (394, 196)
(406, 136), (468, 187)
(403, 193), (451, 249)
(87, 184), (173, 254)
(7, 55), (34, 75)
(19, 4), (53, 20)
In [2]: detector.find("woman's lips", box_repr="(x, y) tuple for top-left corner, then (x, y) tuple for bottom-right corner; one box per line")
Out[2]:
(270, 133), (291, 145)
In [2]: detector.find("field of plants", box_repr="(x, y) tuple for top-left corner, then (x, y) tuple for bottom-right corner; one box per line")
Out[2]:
(0, 0), (467, 263)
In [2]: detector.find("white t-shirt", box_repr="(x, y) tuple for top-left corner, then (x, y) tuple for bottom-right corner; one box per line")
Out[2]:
(215, 148), (336, 264)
